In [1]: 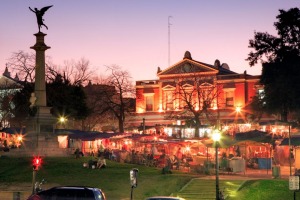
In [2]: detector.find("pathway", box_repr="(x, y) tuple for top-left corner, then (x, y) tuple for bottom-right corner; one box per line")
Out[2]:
(171, 166), (292, 200)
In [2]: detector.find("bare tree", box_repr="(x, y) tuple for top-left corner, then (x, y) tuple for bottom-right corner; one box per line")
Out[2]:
(81, 81), (117, 131)
(59, 58), (94, 86)
(100, 65), (135, 133)
(7, 51), (93, 86)
(7, 51), (36, 82)
(166, 74), (219, 137)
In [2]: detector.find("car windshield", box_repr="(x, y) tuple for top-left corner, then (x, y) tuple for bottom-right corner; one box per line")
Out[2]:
(56, 188), (94, 199)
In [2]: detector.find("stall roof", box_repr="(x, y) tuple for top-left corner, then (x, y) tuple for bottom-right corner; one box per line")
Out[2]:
(1, 127), (26, 134)
(0, 127), (132, 141)
(68, 131), (123, 141)
(234, 130), (272, 143)
(55, 129), (83, 135)
(280, 135), (300, 146)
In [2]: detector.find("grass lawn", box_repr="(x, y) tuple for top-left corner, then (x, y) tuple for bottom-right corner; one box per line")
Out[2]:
(228, 179), (300, 200)
(0, 156), (196, 199)
(0, 156), (299, 200)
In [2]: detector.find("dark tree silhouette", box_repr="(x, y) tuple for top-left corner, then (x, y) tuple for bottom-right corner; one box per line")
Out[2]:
(247, 7), (300, 122)
(96, 65), (135, 133)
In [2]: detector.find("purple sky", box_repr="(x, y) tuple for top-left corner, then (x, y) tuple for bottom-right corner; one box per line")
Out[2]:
(1, 1), (298, 82)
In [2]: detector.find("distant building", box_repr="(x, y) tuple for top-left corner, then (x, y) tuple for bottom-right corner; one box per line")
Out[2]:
(82, 81), (135, 132)
(0, 66), (23, 128)
(130, 51), (275, 137)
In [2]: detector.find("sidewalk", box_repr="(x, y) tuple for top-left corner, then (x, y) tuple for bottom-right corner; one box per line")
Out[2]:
(203, 165), (293, 180)
(242, 165), (292, 179)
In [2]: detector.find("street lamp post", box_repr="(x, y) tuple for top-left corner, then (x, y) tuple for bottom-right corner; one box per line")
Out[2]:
(288, 123), (292, 176)
(142, 118), (145, 134)
(212, 130), (221, 200)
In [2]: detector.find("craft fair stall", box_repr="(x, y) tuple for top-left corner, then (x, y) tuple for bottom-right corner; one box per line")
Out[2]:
(234, 130), (274, 171)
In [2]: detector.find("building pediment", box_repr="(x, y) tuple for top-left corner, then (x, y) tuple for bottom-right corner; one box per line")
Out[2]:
(158, 59), (218, 78)
(181, 83), (193, 90)
(162, 85), (176, 90)
(199, 82), (213, 88)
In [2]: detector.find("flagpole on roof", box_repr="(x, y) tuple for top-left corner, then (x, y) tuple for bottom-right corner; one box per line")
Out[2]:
(168, 16), (172, 67)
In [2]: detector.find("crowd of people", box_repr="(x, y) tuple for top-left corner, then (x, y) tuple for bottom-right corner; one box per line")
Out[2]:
(80, 144), (193, 173)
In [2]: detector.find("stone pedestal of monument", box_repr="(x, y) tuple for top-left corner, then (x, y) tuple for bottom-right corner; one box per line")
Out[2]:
(25, 107), (67, 156)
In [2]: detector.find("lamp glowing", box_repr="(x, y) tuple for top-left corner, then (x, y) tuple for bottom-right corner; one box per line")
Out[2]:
(59, 116), (66, 123)
(235, 106), (241, 113)
(212, 131), (221, 142)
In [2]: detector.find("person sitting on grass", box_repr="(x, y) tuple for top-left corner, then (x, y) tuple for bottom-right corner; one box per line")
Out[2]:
(170, 155), (180, 170)
(97, 156), (106, 169)
(162, 155), (172, 174)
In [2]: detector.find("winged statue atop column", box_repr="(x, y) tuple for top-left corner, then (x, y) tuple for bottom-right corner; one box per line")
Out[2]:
(29, 5), (53, 32)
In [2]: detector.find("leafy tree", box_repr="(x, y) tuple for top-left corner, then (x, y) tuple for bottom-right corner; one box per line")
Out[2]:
(11, 74), (90, 127)
(247, 7), (300, 121)
(247, 8), (300, 66)
(260, 57), (300, 121)
(47, 74), (90, 121)
(7, 51), (93, 127)
(11, 82), (34, 126)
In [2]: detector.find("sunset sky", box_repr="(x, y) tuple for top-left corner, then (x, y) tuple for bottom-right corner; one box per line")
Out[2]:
(1, 1), (298, 82)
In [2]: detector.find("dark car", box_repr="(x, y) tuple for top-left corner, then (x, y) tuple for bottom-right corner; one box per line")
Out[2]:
(27, 186), (106, 200)
(145, 197), (186, 200)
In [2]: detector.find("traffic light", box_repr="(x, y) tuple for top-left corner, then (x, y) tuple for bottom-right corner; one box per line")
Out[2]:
(33, 156), (42, 171)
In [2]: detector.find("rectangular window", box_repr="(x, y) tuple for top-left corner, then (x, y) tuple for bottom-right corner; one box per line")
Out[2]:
(258, 89), (264, 100)
(226, 91), (234, 107)
(226, 97), (234, 107)
(165, 91), (174, 110)
(145, 96), (153, 111)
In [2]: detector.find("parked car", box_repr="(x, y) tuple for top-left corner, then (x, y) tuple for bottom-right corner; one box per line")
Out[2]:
(27, 186), (106, 200)
(145, 196), (186, 200)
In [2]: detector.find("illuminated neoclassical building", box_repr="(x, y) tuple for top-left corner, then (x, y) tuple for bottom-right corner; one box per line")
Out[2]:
(131, 51), (274, 137)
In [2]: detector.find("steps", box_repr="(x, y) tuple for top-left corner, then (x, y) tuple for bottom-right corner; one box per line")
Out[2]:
(172, 178), (245, 200)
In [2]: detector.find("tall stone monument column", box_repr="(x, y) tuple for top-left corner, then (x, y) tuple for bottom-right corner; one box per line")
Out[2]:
(25, 32), (60, 156)
(31, 32), (49, 109)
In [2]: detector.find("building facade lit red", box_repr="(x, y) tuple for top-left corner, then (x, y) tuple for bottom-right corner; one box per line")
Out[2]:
(130, 51), (276, 137)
